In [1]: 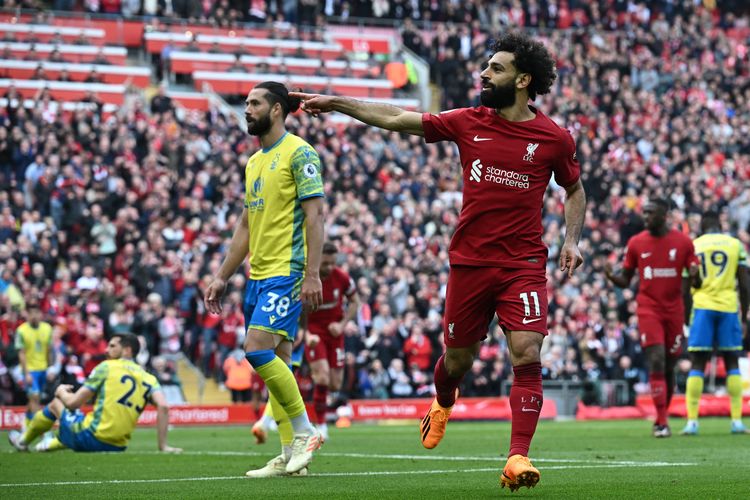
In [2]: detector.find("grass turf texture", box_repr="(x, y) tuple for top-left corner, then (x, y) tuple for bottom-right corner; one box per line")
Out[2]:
(2, 419), (749, 499)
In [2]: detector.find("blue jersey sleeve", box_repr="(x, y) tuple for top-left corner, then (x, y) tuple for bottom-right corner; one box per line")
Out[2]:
(290, 145), (324, 201)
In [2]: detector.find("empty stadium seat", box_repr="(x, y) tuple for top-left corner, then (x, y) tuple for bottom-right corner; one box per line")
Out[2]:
(193, 71), (394, 98)
(0, 60), (150, 87)
(0, 43), (127, 65)
(169, 51), (369, 78)
(145, 32), (343, 60)
(0, 22), (105, 45)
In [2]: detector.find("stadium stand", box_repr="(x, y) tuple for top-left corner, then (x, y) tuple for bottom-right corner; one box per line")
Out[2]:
(0, 1), (749, 413)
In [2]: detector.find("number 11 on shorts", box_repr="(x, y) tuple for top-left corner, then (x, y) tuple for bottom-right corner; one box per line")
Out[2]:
(520, 291), (541, 316)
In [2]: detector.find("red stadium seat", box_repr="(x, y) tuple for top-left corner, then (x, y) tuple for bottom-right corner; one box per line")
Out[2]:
(0, 13), (143, 47)
(169, 51), (369, 78)
(192, 71), (394, 98)
(145, 32), (343, 60)
(0, 79), (126, 105)
(0, 60), (151, 87)
(0, 43), (127, 65)
(0, 22), (105, 45)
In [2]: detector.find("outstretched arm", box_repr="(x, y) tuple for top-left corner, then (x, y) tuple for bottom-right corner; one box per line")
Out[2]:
(289, 92), (424, 136)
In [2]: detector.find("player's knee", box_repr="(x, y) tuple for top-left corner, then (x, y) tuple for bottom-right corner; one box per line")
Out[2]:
(245, 349), (276, 369)
(722, 353), (740, 372)
(444, 350), (473, 377)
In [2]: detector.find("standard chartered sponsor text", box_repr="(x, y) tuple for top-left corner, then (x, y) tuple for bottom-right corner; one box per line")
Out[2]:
(484, 166), (530, 189)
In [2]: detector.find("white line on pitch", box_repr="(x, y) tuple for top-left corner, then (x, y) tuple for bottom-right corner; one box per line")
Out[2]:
(126, 450), (698, 467)
(0, 462), (697, 488)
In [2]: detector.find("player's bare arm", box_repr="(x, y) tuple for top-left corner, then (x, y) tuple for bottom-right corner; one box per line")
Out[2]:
(559, 179), (585, 277)
(681, 275), (694, 326)
(301, 196), (325, 311)
(151, 389), (182, 453)
(604, 263), (634, 289)
(737, 265), (749, 332)
(330, 289), (361, 337)
(289, 92), (424, 136)
(18, 347), (30, 386)
(55, 384), (94, 410)
(205, 207), (249, 315)
(688, 262), (702, 289)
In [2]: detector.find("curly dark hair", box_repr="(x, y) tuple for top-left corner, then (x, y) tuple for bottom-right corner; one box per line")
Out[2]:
(490, 32), (557, 100)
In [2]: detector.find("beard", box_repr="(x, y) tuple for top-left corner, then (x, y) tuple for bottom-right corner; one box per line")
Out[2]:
(246, 113), (272, 136)
(480, 80), (517, 109)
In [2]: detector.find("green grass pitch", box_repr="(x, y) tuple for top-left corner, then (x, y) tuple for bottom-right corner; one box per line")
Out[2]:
(2, 418), (749, 499)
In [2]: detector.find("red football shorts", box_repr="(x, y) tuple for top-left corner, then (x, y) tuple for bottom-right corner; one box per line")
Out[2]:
(637, 313), (684, 356)
(443, 266), (548, 348)
(250, 371), (265, 392)
(306, 330), (345, 369)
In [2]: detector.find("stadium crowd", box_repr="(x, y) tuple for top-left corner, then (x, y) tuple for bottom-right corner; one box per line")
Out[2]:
(1, 1), (749, 408)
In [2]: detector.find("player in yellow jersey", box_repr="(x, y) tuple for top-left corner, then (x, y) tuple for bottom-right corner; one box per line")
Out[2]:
(14, 303), (53, 425)
(8, 333), (181, 453)
(204, 81), (325, 476)
(682, 211), (750, 435)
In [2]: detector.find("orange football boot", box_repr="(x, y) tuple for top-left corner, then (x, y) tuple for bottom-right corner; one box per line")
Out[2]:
(500, 454), (540, 492)
(419, 391), (457, 449)
(251, 421), (267, 445)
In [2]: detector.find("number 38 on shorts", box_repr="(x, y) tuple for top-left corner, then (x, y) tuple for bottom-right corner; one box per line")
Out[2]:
(243, 273), (304, 341)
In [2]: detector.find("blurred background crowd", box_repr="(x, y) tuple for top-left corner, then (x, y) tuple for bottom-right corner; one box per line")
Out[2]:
(1, 0), (749, 409)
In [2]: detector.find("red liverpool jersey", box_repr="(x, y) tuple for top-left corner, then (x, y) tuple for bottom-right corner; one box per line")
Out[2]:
(422, 105), (580, 269)
(308, 267), (355, 337)
(623, 229), (697, 317)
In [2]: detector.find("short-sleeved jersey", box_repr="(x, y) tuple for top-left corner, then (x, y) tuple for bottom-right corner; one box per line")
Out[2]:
(692, 233), (748, 313)
(82, 358), (161, 448)
(308, 267), (356, 338)
(421, 105), (579, 269)
(623, 229), (697, 317)
(14, 321), (53, 371)
(244, 132), (324, 280)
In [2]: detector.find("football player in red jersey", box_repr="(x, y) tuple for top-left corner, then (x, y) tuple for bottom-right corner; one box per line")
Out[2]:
(303, 242), (360, 441)
(291, 31), (586, 491)
(605, 198), (701, 438)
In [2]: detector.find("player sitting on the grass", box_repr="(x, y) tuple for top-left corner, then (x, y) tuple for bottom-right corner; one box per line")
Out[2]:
(8, 332), (182, 453)
(682, 211), (750, 436)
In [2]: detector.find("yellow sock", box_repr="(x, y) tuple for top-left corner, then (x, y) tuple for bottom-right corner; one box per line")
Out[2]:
(685, 373), (704, 421)
(262, 398), (275, 420)
(255, 356), (306, 420)
(44, 436), (67, 452)
(727, 373), (743, 421)
(22, 407), (56, 445)
(269, 392), (293, 447)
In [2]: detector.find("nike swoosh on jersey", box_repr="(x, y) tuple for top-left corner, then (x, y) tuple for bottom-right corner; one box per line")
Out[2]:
(473, 135), (493, 142)
(641, 253), (652, 258)
(522, 317), (542, 325)
(521, 407), (540, 413)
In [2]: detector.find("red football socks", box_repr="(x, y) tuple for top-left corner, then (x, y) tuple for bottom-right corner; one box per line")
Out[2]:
(509, 362), (543, 457)
(433, 354), (463, 408)
(650, 371), (668, 426)
(313, 384), (328, 425)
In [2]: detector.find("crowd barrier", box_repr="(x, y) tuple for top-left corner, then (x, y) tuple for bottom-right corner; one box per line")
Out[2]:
(3, 395), (747, 429)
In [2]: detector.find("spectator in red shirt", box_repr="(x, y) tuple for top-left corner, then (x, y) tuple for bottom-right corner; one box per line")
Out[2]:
(403, 325), (433, 372)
